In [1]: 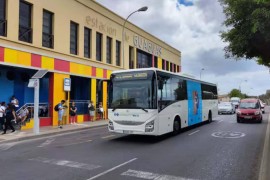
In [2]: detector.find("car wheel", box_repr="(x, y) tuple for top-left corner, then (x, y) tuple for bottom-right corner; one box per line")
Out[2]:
(237, 117), (240, 123)
(262, 111), (265, 114)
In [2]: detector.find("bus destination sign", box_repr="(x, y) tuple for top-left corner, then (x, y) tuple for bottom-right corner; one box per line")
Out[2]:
(114, 72), (148, 81)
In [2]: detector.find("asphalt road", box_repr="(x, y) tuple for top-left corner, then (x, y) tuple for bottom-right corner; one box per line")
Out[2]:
(0, 112), (268, 180)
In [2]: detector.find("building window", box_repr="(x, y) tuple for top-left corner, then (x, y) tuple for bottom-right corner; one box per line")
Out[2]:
(162, 59), (165, 70)
(19, 1), (32, 43)
(96, 32), (102, 61)
(70, 21), (78, 55)
(0, 0), (6, 37)
(154, 56), (158, 68)
(129, 46), (134, 69)
(116, 40), (121, 66)
(174, 64), (176, 72)
(84, 27), (91, 58)
(106, 36), (112, 64)
(166, 61), (169, 71)
(137, 49), (151, 68)
(42, 10), (54, 48)
(170, 62), (173, 72)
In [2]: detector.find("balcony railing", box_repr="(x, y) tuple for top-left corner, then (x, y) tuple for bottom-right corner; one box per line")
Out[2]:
(19, 25), (32, 43)
(42, 32), (54, 48)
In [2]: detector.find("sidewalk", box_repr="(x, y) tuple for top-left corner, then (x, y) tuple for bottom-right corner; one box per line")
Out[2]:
(0, 120), (108, 144)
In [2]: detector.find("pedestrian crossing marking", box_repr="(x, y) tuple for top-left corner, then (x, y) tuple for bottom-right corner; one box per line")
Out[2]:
(29, 157), (101, 170)
(121, 169), (196, 180)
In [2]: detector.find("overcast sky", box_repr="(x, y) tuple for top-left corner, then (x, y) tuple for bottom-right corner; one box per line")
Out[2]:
(96, 0), (269, 96)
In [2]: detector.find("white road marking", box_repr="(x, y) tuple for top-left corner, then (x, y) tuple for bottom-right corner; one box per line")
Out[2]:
(0, 142), (17, 151)
(188, 130), (200, 136)
(121, 169), (196, 180)
(37, 138), (55, 147)
(29, 157), (101, 170)
(86, 158), (137, 180)
(101, 135), (115, 139)
(259, 113), (270, 180)
(59, 140), (92, 147)
(217, 120), (224, 123)
(211, 131), (246, 139)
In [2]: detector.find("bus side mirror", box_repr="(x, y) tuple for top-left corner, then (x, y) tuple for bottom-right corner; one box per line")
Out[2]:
(98, 80), (110, 92)
(158, 80), (164, 90)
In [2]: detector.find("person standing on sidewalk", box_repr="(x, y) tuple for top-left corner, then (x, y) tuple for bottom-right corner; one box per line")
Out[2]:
(70, 102), (77, 124)
(88, 101), (95, 121)
(0, 102), (6, 131)
(58, 100), (66, 129)
(2, 103), (15, 134)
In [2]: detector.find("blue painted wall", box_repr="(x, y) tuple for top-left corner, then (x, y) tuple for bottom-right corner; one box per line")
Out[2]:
(0, 67), (49, 106)
(187, 80), (202, 126)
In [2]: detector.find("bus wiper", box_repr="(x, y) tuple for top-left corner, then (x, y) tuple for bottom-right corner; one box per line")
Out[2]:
(138, 107), (148, 113)
(112, 107), (117, 112)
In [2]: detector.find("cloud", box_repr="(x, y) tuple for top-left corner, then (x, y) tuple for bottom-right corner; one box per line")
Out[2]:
(96, 0), (269, 95)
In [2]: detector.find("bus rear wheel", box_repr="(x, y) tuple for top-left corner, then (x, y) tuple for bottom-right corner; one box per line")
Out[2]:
(208, 111), (212, 123)
(173, 119), (181, 135)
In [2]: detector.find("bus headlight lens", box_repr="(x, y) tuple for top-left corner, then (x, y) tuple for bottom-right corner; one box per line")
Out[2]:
(108, 120), (114, 130)
(145, 120), (154, 132)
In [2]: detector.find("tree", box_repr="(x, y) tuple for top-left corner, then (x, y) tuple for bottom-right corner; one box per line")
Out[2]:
(219, 0), (270, 67)
(229, 89), (243, 98)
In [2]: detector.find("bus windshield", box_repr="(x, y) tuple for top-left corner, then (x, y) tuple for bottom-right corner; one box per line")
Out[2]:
(108, 71), (157, 110)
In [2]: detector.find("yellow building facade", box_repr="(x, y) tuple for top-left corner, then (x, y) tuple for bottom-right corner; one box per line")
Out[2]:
(0, 0), (181, 128)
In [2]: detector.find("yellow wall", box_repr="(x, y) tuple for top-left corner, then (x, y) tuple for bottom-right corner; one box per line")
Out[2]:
(91, 79), (97, 120)
(52, 73), (70, 126)
(103, 81), (108, 119)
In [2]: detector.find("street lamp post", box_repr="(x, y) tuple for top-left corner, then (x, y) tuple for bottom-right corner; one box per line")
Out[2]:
(122, 6), (148, 69)
(239, 80), (247, 92)
(200, 68), (204, 80)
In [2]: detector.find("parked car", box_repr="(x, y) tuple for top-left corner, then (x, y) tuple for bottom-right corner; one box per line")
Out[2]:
(218, 102), (235, 114)
(236, 98), (262, 123)
(259, 100), (265, 114)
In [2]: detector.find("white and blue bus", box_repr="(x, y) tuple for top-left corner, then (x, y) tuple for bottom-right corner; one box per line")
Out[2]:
(107, 68), (218, 136)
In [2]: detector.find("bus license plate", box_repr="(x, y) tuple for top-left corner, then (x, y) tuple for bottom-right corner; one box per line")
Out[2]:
(123, 130), (133, 134)
(244, 116), (252, 119)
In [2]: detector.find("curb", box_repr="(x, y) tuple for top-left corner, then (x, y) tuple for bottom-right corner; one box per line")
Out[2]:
(259, 113), (270, 180)
(0, 124), (107, 145)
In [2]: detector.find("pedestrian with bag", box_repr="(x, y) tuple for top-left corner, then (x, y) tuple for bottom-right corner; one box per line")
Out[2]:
(88, 101), (95, 121)
(70, 102), (77, 124)
(54, 100), (66, 129)
(2, 103), (15, 134)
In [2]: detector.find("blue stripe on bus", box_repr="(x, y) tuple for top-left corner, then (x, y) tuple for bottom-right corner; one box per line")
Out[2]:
(187, 81), (202, 126)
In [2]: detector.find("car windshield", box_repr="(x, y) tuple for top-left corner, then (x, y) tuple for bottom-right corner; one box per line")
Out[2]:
(219, 103), (231, 107)
(239, 102), (259, 109)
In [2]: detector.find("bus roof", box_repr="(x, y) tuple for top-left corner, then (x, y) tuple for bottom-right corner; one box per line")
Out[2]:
(111, 68), (217, 87)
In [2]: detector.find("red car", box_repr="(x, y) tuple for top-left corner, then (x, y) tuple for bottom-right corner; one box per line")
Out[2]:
(236, 98), (262, 123)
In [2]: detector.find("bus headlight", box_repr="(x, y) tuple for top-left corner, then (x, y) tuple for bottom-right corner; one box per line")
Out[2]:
(108, 120), (114, 130)
(145, 120), (154, 132)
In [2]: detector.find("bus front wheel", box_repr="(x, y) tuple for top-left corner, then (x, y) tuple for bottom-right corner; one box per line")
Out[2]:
(173, 119), (181, 135)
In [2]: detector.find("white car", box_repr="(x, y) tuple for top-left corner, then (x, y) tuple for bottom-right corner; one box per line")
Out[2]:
(259, 100), (265, 114)
(218, 102), (235, 114)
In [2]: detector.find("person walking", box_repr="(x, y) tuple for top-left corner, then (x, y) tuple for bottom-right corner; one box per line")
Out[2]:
(70, 102), (77, 124)
(57, 100), (66, 129)
(0, 102), (6, 131)
(88, 101), (95, 121)
(2, 103), (15, 134)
